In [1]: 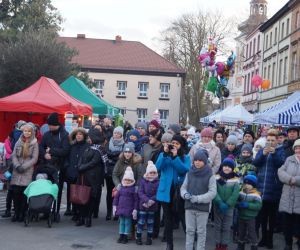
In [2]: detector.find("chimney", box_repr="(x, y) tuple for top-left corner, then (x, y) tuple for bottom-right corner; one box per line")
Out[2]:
(77, 34), (86, 39)
(115, 35), (122, 42)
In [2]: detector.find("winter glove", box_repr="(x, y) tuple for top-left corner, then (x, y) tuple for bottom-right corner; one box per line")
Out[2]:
(147, 200), (155, 207)
(183, 193), (192, 200)
(16, 166), (25, 173)
(190, 195), (198, 204)
(116, 184), (121, 191)
(132, 209), (137, 220)
(113, 206), (117, 217)
(239, 201), (249, 209)
(219, 202), (229, 214)
(142, 203), (149, 208)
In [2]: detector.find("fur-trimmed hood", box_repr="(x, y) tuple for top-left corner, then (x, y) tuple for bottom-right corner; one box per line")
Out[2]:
(69, 127), (88, 145)
(119, 152), (142, 165)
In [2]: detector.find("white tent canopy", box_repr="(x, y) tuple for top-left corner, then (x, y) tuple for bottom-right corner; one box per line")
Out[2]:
(254, 91), (300, 125)
(200, 109), (222, 123)
(213, 104), (254, 124)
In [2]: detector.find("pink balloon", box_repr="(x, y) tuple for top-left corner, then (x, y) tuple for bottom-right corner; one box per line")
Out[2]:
(252, 75), (263, 87)
(215, 62), (225, 75)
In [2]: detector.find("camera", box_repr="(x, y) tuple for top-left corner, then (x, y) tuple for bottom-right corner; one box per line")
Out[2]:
(168, 144), (174, 151)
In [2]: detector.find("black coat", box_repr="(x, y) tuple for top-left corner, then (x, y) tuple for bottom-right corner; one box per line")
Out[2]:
(65, 141), (89, 183)
(221, 147), (240, 162)
(77, 147), (105, 198)
(39, 126), (70, 170)
(106, 150), (122, 177)
(283, 139), (296, 158)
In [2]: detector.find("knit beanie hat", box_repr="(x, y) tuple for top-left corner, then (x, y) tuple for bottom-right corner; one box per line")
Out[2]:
(161, 132), (173, 143)
(127, 129), (141, 140)
(136, 122), (147, 130)
(123, 142), (135, 153)
(114, 126), (124, 135)
(241, 143), (253, 154)
(243, 130), (255, 140)
(287, 126), (299, 134)
(168, 124), (181, 135)
(36, 173), (48, 180)
(244, 174), (257, 188)
(144, 161), (158, 177)
(254, 137), (266, 149)
(187, 127), (196, 136)
(201, 127), (213, 138)
(17, 120), (26, 129)
(193, 149), (208, 164)
(149, 129), (162, 142)
(47, 112), (60, 126)
(149, 120), (160, 129)
(122, 166), (135, 185)
(172, 134), (186, 147)
(293, 139), (300, 150)
(226, 135), (238, 145)
(88, 128), (104, 145)
(221, 157), (236, 169)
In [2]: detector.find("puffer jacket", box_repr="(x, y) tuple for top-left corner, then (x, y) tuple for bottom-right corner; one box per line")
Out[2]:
(11, 137), (39, 186)
(278, 155), (300, 214)
(253, 146), (285, 202)
(190, 141), (221, 174)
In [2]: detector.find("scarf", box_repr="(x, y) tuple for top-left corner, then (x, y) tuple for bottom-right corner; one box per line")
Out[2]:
(218, 170), (236, 185)
(144, 173), (158, 181)
(109, 137), (124, 152)
(238, 155), (253, 164)
(91, 144), (109, 174)
(190, 164), (212, 177)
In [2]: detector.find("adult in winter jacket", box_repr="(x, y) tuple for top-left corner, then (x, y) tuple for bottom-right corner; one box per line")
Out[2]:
(156, 134), (190, 250)
(282, 126), (299, 158)
(236, 130), (255, 153)
(253, 129), (285, 249)
(221, 134), (240, 162)
(112, 142), (142, 188)
(278, 139), (300, 250)
(39, 112), (70, 219)
(11, 123), (39, 222)
(190, 127), (221, 174)
(64, 128), (89, 218)
(105, 126), (125, 220)
(76, 128), (107, 227)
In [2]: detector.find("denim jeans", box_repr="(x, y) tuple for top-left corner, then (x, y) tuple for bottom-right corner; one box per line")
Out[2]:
(119, 216), (132, 235)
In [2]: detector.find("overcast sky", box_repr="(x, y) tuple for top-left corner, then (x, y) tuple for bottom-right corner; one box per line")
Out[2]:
(53, 0), (288, 52)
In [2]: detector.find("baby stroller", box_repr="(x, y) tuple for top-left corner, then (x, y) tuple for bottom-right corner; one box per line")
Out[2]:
(24, 170), (59, 228)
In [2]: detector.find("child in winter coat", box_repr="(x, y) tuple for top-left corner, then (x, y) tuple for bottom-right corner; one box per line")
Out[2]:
(213, 157), (240, 250)
(235, 144), (256, 178)
(113, 166), (138, 244)
(136, 161), (159, 245)
(236, 175), (262, 250)
(181, 149), (217, 250)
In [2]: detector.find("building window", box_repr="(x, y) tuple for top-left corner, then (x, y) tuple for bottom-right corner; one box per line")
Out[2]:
(279, 59), (283, 85)
(94, 79), (104, 96)
(265, 35), (268, 50)
(287, 18), (290, 36)
(253, 39), (256, 54)
(251, 71), (255, 92)
(246, 44), (249, 58)
(292, 52), (297, 81)
(117, 81), (127, 96)
(264, 67), (267, 79)
(249, 41), (252, 57)
(244, 75), (247, 94)
(274, 28), (277, 44)
(270, 32), (273, 48)
(137, 108), (147, 122)
(268, 65), (271, 80)
(138, 82), (148, 97)
(257, 35), (260, 51)
(284, 56), (288, 84)
(247, 73), (250, 94)
(272, 62), (276, 86)
(296, 11), (300, 28)
(160, 83), (170, 99)
(159, 110), (169, 127)
(281, 22), (285, 39)
(119, 108), (126, 116)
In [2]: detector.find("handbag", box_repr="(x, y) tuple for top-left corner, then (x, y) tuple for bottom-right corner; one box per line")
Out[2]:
(70, 175), (91, 205)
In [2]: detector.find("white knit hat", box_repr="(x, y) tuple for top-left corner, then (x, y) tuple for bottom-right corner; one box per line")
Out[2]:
(122, 166), (135, 185)
(146, 161), (157, 174)
(293, 139), (300, 150)
(187, 127), (196, 136)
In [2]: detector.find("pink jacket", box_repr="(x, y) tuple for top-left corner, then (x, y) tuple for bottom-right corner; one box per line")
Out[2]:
(4, 138), (12, 160)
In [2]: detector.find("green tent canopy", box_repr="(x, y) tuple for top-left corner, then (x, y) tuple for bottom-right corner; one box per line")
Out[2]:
(61, 76), (119, 115)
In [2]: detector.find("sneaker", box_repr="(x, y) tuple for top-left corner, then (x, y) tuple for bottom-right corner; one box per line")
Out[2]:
(136, 237), (143, 245)
(122, 235), (128, 244)
(117, 235), (124, 243)
(145, 238), (152, 245)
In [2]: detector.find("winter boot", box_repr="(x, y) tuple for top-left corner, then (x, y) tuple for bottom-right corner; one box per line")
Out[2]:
(166, 243), (173, 250)
(136, 233), (143, 245)
(266, 231), (273, 249)
(222, 244), (228, 250)
(122, 234), (128, 244)
(85, 217), (92, 227)
(117, 234), (124, 243)
(145, 233), (153, 245)
(215, 244), (221, 250)
(1, 210), (11, 218)
(250, 245), (258, 250)
(258, 236), (267, 247)
(283, 246), (292, 250)
(75, 217), (84, 226)
(236, 242), (245, 250)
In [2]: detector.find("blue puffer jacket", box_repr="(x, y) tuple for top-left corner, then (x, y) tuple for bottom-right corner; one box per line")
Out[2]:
(253, 146), (285, 202)
(156, 152), (190, 203)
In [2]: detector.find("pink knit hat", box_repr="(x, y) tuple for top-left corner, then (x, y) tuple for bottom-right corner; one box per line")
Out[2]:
(201, 128), (213, 138)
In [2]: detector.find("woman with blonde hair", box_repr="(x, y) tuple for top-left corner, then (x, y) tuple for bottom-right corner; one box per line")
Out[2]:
(11, 122), (39, 222)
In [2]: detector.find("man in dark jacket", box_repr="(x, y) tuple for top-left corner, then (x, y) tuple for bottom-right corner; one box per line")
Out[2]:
(39, 112), (70, 220)
(282, 126), (299, 158)
(237, 130), (255, 152)
(102, 115), (114, 141)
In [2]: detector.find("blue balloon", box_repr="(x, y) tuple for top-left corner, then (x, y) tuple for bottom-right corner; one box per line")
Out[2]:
(220, 77), (228, 86)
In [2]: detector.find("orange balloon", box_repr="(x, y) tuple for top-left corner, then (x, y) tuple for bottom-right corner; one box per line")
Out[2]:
(261, 79), (270, 90)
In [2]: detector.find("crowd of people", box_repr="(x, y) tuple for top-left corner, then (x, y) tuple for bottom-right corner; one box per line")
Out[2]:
(0, 113), (300, 250)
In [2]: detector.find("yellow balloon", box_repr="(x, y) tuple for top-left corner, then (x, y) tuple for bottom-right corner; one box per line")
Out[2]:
(261, 79), (270, 90)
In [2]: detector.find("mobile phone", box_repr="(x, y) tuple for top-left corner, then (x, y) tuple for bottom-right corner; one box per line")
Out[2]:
(265, 142), (271, 148)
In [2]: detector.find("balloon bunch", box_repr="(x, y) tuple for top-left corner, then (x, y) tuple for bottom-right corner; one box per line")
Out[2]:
(251, 75), (271, 90)
(197, 37), (236, 98)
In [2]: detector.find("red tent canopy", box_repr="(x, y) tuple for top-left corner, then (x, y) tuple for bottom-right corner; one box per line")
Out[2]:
(0, 76), (92, 115)
(0, 76), (92, 141)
